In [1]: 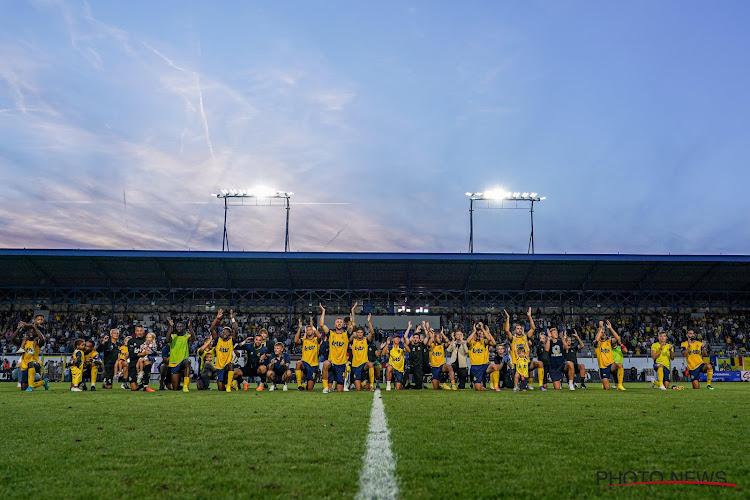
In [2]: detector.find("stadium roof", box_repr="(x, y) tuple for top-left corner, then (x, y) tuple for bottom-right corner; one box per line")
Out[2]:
(1, 249), (749, 292)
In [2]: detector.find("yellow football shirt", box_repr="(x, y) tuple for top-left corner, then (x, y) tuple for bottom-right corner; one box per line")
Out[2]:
(328, 331), (349, 365)
(469, 340), (487, 366)
(429, 343), (446, 368)
(516, 354), (530, 377)
(214, 338), (234, 370)
(595, 340), (614, 368)
(388, 345), (405, 372)
(351, 338), (369, 367)
(510, 335), (528, 364)
(118, 345), (128, 361)
(681, 341), (704, 371)
(651, 342), (672, 368)
(301, 338), (320, 366)
(19, 339), (41, 370)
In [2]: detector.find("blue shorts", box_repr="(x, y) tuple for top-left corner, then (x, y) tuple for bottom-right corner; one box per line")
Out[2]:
(170, 360), (189, 375)
(391, 369), (404, 384)
(550, 364), (565, 382)
(217, 367), (229, 384)
(20, 362), (41, 382)
(654, 364), (670, 382)
(329, 363), (346, 385)
(431, 365), (447, 381)
(470, 363), (488, 384)
(147, 355), (156, 364)
(352, 363), (368, 382)
(689, 364), (705, 382)
(301, 361), (316, 382)
(599, 364), (612, 379)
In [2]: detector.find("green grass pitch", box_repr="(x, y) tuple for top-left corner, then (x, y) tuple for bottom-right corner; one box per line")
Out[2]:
(1, 383), (747, 499)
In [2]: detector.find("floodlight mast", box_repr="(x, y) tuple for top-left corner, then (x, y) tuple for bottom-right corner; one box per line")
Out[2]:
(211, 189), (293, 252)
(465, 191), (546, 254)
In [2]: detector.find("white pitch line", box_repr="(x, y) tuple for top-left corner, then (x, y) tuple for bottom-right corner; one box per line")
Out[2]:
(356, 389), (400, 500)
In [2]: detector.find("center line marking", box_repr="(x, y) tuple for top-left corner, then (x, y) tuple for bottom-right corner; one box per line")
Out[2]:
(356, 389), (400, 500)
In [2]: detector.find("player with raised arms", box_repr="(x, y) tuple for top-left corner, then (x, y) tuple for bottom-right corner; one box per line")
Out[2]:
(681, 330), (714, 390)
(382, 328), (411, 391)
(166, 317), (194, 392)
(426, 324), (457, 390)
(210, 308), (238, 392)
(504, 308), (544, 391)
(349, 313), (376, 391)
(320, 302), (356, 393)
(563, 329), (587, 389)
(594, 320), (624, 391)
(478, 322), (502, 391)
(11, 315), (49, 392)
(466, 321), (495, 391)
(294, 316), (320, 391)
(651, 331), (674, 390)
(545, 328), (576, 391)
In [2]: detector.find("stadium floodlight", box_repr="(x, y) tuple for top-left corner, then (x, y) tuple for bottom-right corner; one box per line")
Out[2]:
(212, 187), (293, 252)
(466, 189), (546, 253)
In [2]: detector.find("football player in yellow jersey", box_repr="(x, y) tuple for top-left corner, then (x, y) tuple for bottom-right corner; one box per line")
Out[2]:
(651, 331), (674, 390)
(116, 337), (130, 390)
(11, 315), (49, 392)
(681, 330), (714, 390)
(426, 326), (457, 390)
(69, 339), (85, 392)
(514, 344), (531, 391)
(210, 308), (238, 392)
(319, 302), (356, 393)
(15, 319), (45, 389)
(382, 334), (411, 390)
(294, 316), (321, 391)
(466, 322), (497, 391)
(594, 320), (623, 391)
(504, 308), (544, 391)
(197, 335), (217, 390)
(478, 322), (502, 391)
(348, 313), (376, 392)
(81, 340), (104, 391)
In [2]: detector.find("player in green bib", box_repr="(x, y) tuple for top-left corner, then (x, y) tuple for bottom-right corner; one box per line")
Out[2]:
(611, 338), (627, 391)
(167, 317), (194, 392)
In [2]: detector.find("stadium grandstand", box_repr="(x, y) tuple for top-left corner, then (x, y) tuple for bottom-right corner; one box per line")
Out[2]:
(2, 250), (749, 368)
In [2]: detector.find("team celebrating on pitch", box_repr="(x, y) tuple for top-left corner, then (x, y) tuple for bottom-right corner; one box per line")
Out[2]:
(11, 304), (716, 393)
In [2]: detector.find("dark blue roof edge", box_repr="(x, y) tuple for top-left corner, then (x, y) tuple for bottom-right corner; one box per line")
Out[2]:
(1, 249), (750, 263)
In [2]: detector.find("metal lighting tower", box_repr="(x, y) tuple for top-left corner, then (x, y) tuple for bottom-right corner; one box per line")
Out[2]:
(211, 187), (293, 252)
(465, 190), (546, 254)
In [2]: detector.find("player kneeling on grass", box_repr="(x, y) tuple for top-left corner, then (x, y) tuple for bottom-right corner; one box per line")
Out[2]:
(681, 330), (714, 390)
(166, 317), (193, 392)
(546, 328), (576, 391)
(594, 320), (624, 391)
(610, 333), (628, 391)
(81, 340), (104, 391)
(266, 343), (291, 391)
(319, 302), (356, 393)
(513, 345), (530, 392)
(426, 325), (457, 391)
(210, 309), (238, 392)
(294, 317), (320, 391)
(235, 334), (268, 391)
(11, 316), (49, 392)
(349, 314), (376, 392)
(563, 330), (587, 389)
(383, 335), (410, 391)
(69, 339), (85, 392)
(651, 331), (674, 391)
(466, 322), (495, 391)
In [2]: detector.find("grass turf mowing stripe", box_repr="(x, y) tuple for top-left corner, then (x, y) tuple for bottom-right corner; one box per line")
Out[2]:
(356, 389), (400, 500)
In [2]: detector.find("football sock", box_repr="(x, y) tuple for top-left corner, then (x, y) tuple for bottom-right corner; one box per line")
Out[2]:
(538, 367), (544, 387)
(707, 367), (713, 385)
(183, 376), (189, 388)
(490, 371), (499, 389)
(296, 369), (303, 387)
(617, 368), (624, 387)
(368, 367), (374, 387)
(227, 371), (235, 391)
(657, 366), (664, 387)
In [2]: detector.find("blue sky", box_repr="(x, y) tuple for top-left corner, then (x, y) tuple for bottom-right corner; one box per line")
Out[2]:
(1, 1), (748, 254)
